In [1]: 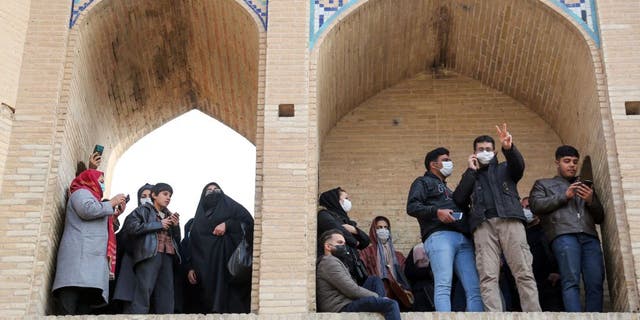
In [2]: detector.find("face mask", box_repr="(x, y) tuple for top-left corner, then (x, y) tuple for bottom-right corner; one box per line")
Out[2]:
(523, 208), (534, 223)
(204, 192), (222, 210)
(331, 244), (348, 259)
(140, 197), (152, 206)
(477, 151), (495, 165)
(376, 228), (390, 243)
(99, 182), (106, 192)
(439, 161), (454, 177)
(340, 198), (352, 213)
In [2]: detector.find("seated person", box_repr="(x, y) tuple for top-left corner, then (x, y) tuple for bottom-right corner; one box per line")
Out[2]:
(317, 229), (400, 320)
(404, 244), (435, 312)
(360, 216), (413, 309)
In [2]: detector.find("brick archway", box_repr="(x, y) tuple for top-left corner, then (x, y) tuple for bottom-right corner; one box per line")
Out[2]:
(32, 0), (266, 314)
(311, 0), (638, 311)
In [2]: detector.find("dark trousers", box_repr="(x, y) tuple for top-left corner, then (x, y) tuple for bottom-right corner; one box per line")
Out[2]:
(56, 286), (103, 315)
(341, 276), (401, 320)
(125, 253), (175, 314)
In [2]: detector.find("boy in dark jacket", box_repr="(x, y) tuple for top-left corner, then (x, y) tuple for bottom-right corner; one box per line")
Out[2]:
(453, 124), (541, 312)
(123, 183), (181, 314)
(529, 145), (604, 312)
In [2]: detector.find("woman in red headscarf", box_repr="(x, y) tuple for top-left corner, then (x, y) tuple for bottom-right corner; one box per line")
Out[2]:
(52, 169), (127, 315)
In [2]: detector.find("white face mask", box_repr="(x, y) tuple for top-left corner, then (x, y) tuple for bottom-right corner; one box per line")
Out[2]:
(340, 198), (352, 213)
(523, 208), (534, 223)
(439, 161), (454, 177)
(376, 228), (390, 243)
(477, 151), (495, 165)
(140, 197), (152, 206)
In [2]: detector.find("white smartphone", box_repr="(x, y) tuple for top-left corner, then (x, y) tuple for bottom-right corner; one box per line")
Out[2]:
(452, 212), (463, 220)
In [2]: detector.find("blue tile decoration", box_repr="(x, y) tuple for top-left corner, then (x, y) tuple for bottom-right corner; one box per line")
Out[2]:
(243, 0), (268, 30)
(310, 0), (359, 49)
(69, 0), (95, 28)
(554, 0), (600, 47)
(309, 0), (600, 50)
(70, 0), (268, 30)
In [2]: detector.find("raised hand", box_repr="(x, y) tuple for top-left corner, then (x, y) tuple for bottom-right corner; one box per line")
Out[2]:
(496, 123), (513, 150)
(468, 154), (479, 170)
(89, 152), (102, 169)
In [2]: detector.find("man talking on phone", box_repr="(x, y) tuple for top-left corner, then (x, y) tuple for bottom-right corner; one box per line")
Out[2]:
(528, 145), (604, 312)
(406, 147), (483, 311)
(453, 124), (541, 312)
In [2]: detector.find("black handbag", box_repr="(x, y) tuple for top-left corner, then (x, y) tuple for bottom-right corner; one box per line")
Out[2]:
(227, 224), (252, 283)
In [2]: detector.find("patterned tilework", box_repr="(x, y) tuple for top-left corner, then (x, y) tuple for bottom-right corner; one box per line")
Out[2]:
(69, 0), (268, 30)
(243, 0), (268, 30)
(69, 0), (94, 28)
(555, 0), (600, 47)
(310, 0), (359, 49)
(309, 0), (601, 49)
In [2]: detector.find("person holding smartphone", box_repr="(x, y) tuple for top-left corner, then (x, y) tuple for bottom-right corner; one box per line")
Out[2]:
(453, 124), (541, 312)
(528, 145), (605, 312)
(122, 183), (181, 314)
(406, 147), (483, 312)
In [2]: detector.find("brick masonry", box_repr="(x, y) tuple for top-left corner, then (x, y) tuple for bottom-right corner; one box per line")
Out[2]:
(0, 0), (639, 317)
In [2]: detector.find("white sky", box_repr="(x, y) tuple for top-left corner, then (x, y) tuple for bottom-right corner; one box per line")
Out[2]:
(110, 110), (256, 237)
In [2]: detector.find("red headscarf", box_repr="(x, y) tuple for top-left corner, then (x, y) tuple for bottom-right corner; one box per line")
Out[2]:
(69, 169), (103, 200)
(69, 169), (117, 278)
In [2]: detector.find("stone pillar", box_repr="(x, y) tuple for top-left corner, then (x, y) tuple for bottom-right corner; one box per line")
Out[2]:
(597, 0), (640, 312)
(0, 0), (70, 316)
(258, 0), (314, 314)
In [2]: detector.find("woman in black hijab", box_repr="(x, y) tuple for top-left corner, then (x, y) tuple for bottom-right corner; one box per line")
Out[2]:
(188, 182), (254, 313)
(317, 187), (370, 284)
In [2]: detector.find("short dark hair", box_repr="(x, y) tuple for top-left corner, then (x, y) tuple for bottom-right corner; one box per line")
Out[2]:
(151, 182), (173, 199)
(319, 229), (342, 247)
(555, 145), (580, 160)
(424, 147), (449, 169)
(473, 135), (495, 150)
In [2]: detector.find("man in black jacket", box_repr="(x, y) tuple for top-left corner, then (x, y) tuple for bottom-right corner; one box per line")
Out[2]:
(406, 147), (483, 311)
(529, 145), (605, 312)
(454, 124), (541, 312)
(123, 183), (181, 314)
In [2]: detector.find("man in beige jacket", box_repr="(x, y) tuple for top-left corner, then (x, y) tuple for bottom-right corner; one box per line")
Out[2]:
(316, 229), (400, 320)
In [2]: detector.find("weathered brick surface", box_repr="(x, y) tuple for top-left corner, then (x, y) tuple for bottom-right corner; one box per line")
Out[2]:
(597, 0), (640, 311)
(0, 1), (31, 109)
(1, 0), (639, 316)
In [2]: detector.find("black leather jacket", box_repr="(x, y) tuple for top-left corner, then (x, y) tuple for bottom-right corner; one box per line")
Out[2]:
(454, 144), (526, 232)
(123, 203), (181, 265)
(529, 176), (604, 241)
(407, 172), (470, 241)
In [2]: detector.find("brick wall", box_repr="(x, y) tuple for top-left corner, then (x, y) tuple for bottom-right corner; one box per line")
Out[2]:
(597, 0), (640, 311)
(320, 72), (561, 254)
(0, 1), (31, 109)
(0, 0), (70, 316)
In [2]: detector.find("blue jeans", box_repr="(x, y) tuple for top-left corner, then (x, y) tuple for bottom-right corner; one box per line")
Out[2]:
(551, 233), (604, 312)
(341, 276), (400, 320)
(425, 231), (484, 311)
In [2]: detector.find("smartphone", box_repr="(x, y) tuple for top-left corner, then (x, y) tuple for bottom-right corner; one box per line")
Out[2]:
(125, 194), (130, 203)
(581, 179), (593, 188)
(93, 144), (104, 156)
(452, 212), (464, 220)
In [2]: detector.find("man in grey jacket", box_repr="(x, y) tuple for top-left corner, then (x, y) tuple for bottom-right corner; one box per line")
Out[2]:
(529, 145), (605, 312)
(316, 229), (400, 320)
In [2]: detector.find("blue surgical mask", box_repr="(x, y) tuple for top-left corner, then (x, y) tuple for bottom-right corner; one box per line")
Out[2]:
(99, 182), (106, 192)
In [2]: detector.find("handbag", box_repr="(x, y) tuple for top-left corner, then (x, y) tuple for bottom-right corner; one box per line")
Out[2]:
(227, 223), (252, 283)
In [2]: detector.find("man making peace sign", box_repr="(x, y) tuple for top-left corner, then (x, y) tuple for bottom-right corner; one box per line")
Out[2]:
(453, 124), (542, 312)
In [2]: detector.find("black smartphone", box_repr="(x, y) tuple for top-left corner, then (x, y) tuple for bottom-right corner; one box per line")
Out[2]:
(581, 179), (593, 188)
(93, 144), (104, 156)
(125, 194), (130, 203)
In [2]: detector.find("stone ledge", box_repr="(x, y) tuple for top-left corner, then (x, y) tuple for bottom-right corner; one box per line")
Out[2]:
(39, 313), (640, 320)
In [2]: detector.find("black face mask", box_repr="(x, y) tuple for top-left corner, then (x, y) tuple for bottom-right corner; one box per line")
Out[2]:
(203, 192), (222, 210)
(331, 244), (349, 260)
